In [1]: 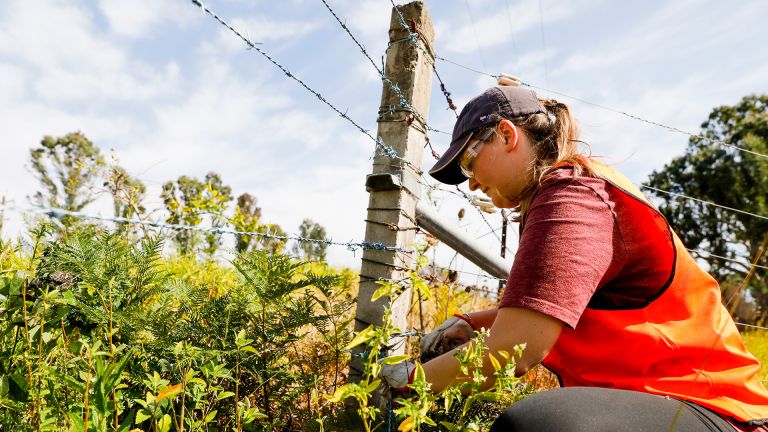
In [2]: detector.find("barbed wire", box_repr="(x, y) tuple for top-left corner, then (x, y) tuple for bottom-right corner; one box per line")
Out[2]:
(319, 0), (448, 139)
(735, 322), (768, 332)
(2, 204), (412, 254)
(689, 249), (768, 271)
(189, 0), (420, 173)
(384, 0), (458, 139)
(641, 185), (768, 222)
(433, 57), (768, 161)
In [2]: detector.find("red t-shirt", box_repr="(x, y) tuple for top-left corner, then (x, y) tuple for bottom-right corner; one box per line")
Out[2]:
(497, 168), (765, 432)
(499, 168), (674, 327)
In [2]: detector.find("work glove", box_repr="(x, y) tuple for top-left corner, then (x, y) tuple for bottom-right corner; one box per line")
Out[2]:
(419, 314), (477, 362)
(380, 361), (417, 393)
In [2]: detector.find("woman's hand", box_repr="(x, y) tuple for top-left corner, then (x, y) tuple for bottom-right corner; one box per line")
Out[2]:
(380, 361), (416, 392)
(422, 307), (563, 393)
(420, 314), (477, 362)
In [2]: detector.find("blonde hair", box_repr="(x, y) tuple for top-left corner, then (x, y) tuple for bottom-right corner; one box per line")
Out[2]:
(488, 98), (593, 219)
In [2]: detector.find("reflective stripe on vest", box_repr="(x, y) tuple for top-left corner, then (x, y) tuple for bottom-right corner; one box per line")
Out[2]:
(541, 162), (768, 423)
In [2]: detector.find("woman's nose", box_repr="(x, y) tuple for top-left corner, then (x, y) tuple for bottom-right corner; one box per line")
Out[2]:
(468, 178), (479, 191)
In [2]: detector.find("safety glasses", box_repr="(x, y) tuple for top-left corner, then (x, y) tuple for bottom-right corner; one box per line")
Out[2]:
(458, 127), (496, 179)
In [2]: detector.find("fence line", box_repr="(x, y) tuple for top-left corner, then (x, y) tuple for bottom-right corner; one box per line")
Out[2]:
(433, 57), (768, 161)
(735, 322), (768, 332)
(642, 185), (768, 222)
(1, 204), (411, 254)
(320, 0), (448, 138)
(689, 249), (768, 271)
(189, 1), (768, 303)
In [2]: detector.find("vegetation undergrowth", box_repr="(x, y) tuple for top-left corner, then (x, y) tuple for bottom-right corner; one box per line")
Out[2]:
(0, 224), (357, 431)
(317, 249), (534, 432)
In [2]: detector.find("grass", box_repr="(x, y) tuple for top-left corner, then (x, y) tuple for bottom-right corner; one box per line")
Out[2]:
(742, 329), (768, 381)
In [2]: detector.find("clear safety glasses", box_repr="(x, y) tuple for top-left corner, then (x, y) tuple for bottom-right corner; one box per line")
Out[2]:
(458, 127), (496, 179)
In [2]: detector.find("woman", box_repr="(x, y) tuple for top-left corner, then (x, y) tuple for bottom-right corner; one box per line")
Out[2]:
(382, 84), (768, 431)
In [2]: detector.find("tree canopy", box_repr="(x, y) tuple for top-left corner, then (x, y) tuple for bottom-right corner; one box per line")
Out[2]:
(645, 94), (768, 315)
(29, 132), (105, 224)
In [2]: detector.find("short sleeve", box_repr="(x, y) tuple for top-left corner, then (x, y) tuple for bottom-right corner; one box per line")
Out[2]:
(498, 173), (625, 328)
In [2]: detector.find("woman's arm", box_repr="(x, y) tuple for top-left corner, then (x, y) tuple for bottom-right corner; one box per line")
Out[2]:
(423, 307), (562, 393)
(466, 308), (499, 330)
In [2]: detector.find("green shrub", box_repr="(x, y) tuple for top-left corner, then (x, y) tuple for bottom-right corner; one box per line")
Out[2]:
(0, 226), (356, 431)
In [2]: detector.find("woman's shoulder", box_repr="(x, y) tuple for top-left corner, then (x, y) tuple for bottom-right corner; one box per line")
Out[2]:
(532, 167), (613, 206)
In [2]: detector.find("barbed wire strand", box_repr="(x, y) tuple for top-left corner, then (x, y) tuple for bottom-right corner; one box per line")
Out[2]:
(373, 5), (515, 258)
(190, 0), (419, 172)
(689, 249), (768, 271)
(641, 185), (768, 222)
(319, 0), (448, 139)
(735, 322), (768, 332)
(433, 57), (768, 160)
(3, 204), (411, 254)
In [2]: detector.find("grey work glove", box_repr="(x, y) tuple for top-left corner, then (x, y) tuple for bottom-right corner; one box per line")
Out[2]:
(419, 314), (477, 362)
(380, 361), (417, 392)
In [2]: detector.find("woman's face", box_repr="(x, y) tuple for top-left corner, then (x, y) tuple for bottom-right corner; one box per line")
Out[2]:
(466, 120), (534, 208)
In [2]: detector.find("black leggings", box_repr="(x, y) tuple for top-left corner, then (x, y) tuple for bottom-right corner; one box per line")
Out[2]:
(490, 387), (735, 432)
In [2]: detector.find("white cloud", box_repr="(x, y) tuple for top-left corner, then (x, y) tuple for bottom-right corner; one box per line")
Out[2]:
(97, 0), (197, 39)
(0, 0), (183, 104)
(436, 0), (583, 55)
(0, 1), (122, 71)
(203, 15), (324, 54)
(344, 0), (391, 41)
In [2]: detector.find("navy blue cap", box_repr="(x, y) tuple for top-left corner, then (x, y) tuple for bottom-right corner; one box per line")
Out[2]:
(429, 86), (545, 184)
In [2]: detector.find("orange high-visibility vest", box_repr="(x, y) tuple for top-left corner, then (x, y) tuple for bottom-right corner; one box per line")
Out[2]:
(541, 162), (768, 423)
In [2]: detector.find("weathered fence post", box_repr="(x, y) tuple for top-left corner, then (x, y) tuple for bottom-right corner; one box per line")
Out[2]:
(350, 1), (434, 387)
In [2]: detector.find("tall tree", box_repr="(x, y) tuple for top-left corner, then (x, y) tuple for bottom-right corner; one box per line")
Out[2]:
(645, 94), (768, 314)
(161, 172), (232, 256)
(29, 132), (105, 226)
(292, 218), (328, 261)
(257, 223), (287, 255)
(231, 193), (261, 253)
(105, 165), (146, 220)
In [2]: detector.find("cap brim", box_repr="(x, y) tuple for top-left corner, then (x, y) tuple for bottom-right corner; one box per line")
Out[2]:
(428, 131), (475, 185)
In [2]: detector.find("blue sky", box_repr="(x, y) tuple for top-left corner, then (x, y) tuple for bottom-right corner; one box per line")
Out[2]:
(1, 0), (767, 282)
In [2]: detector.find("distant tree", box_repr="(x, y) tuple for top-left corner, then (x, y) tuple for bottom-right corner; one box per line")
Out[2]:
(29, 132), (105, 226)
(161, 172), (232, 256)
(645, 94), (768, 315)
(258, 223), (288, 255)
(292, 218), (328, 261)
(231, 193), (262, 253)
(104, 164), (146, 221)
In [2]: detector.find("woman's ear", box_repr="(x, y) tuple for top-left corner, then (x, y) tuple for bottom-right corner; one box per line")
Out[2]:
(497, 119), (518, 151)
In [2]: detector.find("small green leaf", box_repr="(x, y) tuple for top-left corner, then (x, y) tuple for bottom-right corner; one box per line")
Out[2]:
(8, 373), (28, 402)
(344, 325), (375, 350)
(135, 408), (152, 424)
(413, 362), (425, 382)
(158, 414), (172, 432)
(216, 391), (235, 400)
(365, 379), (381, 393)
(327, 385), (353, 403)
(204, 410), (218, 423)
(371, 284), (392, 302)
(381, 355), (410, 365)
(488, 352), (501, 372)
(9, 277), (23, 296)
(475, 391), (501, 402)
